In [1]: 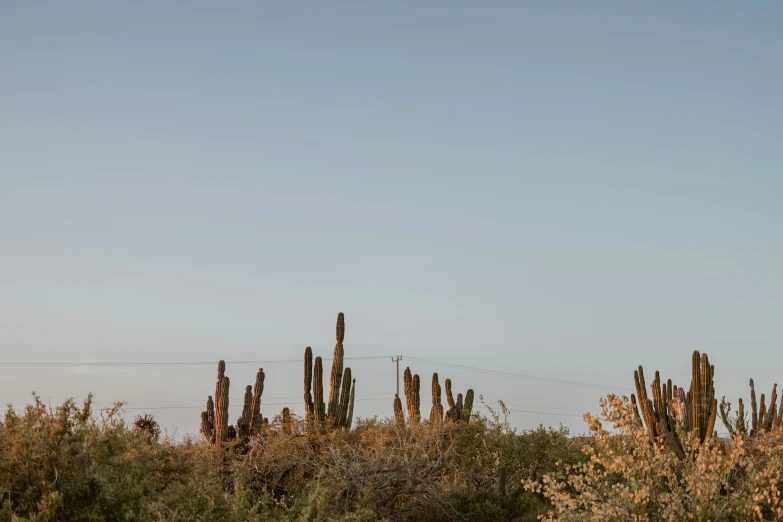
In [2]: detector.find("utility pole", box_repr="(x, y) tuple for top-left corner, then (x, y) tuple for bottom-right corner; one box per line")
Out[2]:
(391, 356), (403, 396)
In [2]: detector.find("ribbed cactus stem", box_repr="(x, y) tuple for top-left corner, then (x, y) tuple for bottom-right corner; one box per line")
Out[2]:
(767, 384), (777, 430)
(394, 394), (404, 425)
(759, 394), (767, 429)
(750, 378), (758, 434)
(404, 367), (413, 419)
(215, 375), (230, 448)
(691, 351), (702, 437)
(313, 356), (325, 424)
(337, 367), (352, 428)
(328, 313), (345, 425)
(445, 378), (455, 409)
(237, 384), (252, 436)
(738, 398), (746, 433)
(462, 389), (474, 422)
(412, 373), (421, 425)
(304, 347), (314, 425)
(346, 379), (356, 429)
(430, 373), (443, 423)
(201, 395), (215, 442)
(251, 368), (265, 429)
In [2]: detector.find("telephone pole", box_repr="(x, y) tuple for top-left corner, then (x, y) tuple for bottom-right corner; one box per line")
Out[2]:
(391, 356), (403, 396)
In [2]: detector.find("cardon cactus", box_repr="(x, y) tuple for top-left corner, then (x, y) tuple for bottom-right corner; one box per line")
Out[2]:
(442, 378), (473, 423)
(346, 378), (356, 429)
(445, 378), (455, 410)
(328, 313), (346, 426)
(462, 389), (474, 422)
(430, 373), (444, 423)
(721, 380), (783, 437)
(394, 394), (405, 425)
(313, 356), (326, 424)
(403, 368), (421, 425)
(201, 395), (215, 442)
(337, 368), (352, 428)
(215, 372), (230, 449)
(251, 368), (265, 429)
(237, 385), (253, 437)
(631, 350), (717, 459)
(304, 347), (314, 424)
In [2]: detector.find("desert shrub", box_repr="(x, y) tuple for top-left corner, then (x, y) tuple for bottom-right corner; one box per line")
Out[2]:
(1, 394), (585, 521)
(529, 394), (783, 521)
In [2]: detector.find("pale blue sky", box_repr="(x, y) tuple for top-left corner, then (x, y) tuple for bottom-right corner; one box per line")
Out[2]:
(1, 2), (782, 436)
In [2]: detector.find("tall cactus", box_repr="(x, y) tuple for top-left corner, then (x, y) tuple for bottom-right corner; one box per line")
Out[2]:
(403, 368), (421, 425)
(251, 368), (265, 430)
(430, 373), (444, 423)
(304, 347), (314, 424)
(346, 379), (356, 429)
(394, 394), (405, 425)
(445, 378), (455, 410)
(328, 313), (345, 426)
(337, 368), (352, 428)
(201, 395), (215, 442)
(237, 385), (253, 437)
(462, 389), (474, 422)
(404, 367), (413, 417)
(215, 374), (230, 449)
(313, 356), (326, 424)
(631, 350), (717, 459)
(303, 313), (355, 431)
(750, 379), (759, 434)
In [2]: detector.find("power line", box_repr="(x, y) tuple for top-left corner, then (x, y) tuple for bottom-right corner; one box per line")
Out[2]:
(0, 355), (391, 367)
(406, 356), (631, 392)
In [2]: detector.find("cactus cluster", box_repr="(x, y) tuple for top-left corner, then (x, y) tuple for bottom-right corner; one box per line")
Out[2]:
(720, 379), (783, 437)
(631, 351), (717, 459)
(395, 370), (473, 425)
(444, 378), (474, 423)
(302, 313), (355, 430)
(200, 361), (269, 448)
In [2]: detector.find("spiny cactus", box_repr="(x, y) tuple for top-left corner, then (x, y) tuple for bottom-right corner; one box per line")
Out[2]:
(337, 368), (352, 428)
(462, 389), (474, 422)
(430, 373), (444, 423)
(200, 395), (215, 442)
(445, 378), (455, 409)
(346, 378), (356, 429)
(327, 313), (345, 426)
(237, 385), (253, 437)
(302, 313), (355, 430)
(251, 368), (265, 430)
(721, 380), (783, 437)
(313, 356), (326, 424)
(402, 368), (421, 425)
(631, 350), (717, 459)
(442, 378), (474, 423)
(215, 368), (230, 449)
(304, 347), (314, 424)
(394, 394), (405, 425)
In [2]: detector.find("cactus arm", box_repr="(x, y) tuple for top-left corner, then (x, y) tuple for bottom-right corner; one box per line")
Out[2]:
(394, 394), (405, 425)
(346, 379), (356, 429)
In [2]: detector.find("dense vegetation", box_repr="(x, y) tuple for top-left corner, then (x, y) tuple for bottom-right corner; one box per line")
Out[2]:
(0, 395), (581, 521)
(4, 314), (783, 520)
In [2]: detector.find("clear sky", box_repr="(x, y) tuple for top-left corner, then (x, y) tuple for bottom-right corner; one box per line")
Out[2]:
(2, 2), (782, 437)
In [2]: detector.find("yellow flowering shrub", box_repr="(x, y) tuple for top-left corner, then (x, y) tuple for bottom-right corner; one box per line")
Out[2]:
(527, 394), (783, 521)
